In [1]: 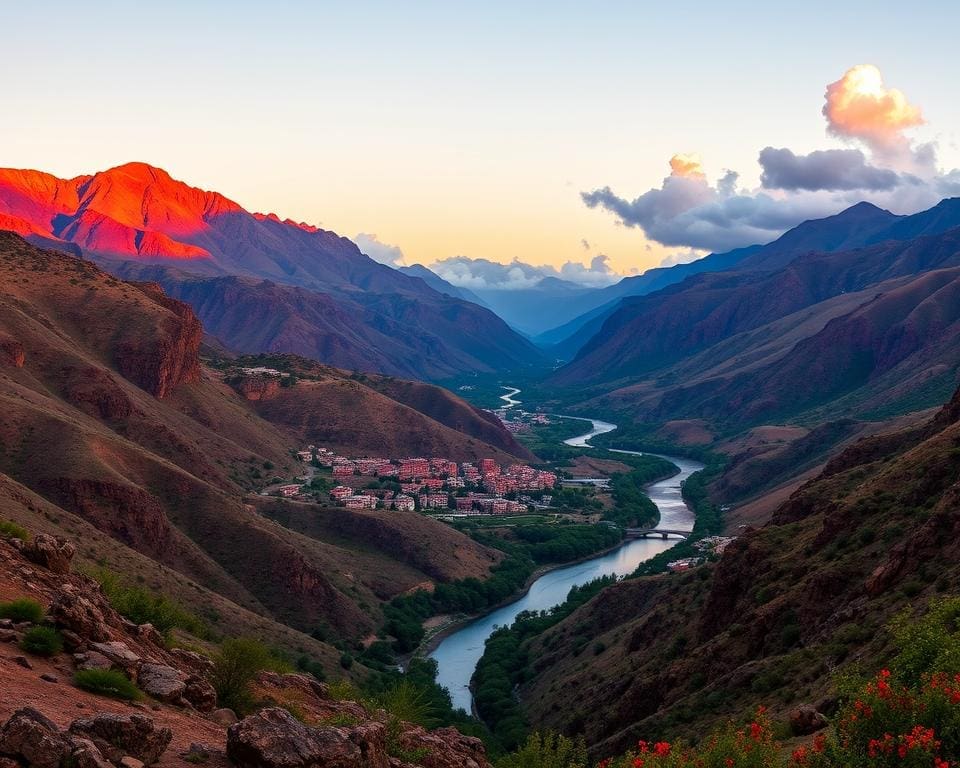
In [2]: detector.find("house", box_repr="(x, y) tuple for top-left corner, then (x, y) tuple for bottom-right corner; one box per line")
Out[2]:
(278, 484), (302, 497)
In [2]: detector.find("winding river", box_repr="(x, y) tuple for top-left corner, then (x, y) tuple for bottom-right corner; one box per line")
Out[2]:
(429, 389), (702, 713)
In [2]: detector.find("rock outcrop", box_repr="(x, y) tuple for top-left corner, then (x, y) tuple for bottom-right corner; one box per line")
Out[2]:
(117, 284), (202, 399)
(16, 533), (76, 575)
(0, 709), (170, 768)
(69, 714), (171, 766)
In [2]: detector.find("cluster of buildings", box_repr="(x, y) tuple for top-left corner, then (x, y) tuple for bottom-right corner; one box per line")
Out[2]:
(666, 536), (737, 573)
(286, 446), (557, 515)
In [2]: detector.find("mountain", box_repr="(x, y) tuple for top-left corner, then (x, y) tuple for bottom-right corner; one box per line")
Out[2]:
(465, 277), (601, 336)
(536, 203), (916, 359)
(550, 200), (960, 438)
(399, 263), (490, 306)
(0, 232), (518, 656)
(516, 383), (960, 757)
(0, 162), (545, 379)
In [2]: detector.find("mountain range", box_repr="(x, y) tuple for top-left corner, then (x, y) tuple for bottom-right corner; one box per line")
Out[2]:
(0, 231), (529, 655)
(547, 199), (960, 443)
(0, 162), (544, 380)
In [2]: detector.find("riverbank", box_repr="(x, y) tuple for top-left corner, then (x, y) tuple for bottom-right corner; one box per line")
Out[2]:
(416, 532), (643, 660)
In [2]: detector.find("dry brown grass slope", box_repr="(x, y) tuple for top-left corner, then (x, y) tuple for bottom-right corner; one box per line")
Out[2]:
(0, 232), (499, 652)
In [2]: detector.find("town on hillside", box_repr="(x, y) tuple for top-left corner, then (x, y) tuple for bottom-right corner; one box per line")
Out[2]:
(266, 447), (557, 516)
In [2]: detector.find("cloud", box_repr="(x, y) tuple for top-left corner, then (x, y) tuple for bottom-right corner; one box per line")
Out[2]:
(581, 65), (957, 254)
(669, 153), (706, 179)
(581, 159), (828, 252)
(759, 147), (902, 191)
(557, 254), (619, 286)
(354, 232), (405, 265)
(580, 238), (591, 250)
(658, 250), (702, 268)
(429, 255), (619, 290)
(824, 64), (924, 169)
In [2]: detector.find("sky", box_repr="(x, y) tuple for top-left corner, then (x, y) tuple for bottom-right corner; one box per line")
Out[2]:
(3, 1), (959, 285)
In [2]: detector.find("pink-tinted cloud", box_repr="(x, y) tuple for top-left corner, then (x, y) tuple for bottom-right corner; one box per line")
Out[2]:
(581, 65), (956, 253)
(823, 64), (929, 172)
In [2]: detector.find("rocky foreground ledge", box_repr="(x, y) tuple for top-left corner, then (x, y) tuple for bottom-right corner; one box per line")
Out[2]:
(0, 533), (491, 768)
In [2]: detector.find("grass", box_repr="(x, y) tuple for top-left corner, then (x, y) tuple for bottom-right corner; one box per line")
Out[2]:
(90, 568), (207, 637)
(74, 669), (141, 700)
(211, 637), (287, 714)
(0, 519), (29, 540)
(0, 598), (44, 623)
(20, 626), (63, 656)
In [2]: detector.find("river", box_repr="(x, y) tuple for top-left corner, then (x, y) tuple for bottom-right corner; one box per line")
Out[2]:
(429, 390), (702, 713)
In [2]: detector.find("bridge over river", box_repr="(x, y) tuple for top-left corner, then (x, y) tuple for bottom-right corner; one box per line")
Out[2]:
(624, 527), (690, 539)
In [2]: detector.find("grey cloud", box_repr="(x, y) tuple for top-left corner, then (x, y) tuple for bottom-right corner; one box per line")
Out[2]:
(759, 147), (901, 192)
(430, 254), (618, 290)
(354, 232), (405, 265)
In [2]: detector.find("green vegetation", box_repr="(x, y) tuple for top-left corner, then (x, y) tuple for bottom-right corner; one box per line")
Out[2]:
(496, 732), (588, 768)
(514, 416), (593, 456)
(472, 576), (617, 751)
(604, 456), (677, 527)
(384, 519), (623, 653)
(0, 519), (29, 540)
(91, 568), (207, 638)
(211, 637), (283, 714)
(74, 669), (140, 700)
(511, 523), (622, 563)
(0, 597), (44, 623)
(19, 625), (63, 656)
(634, 458), (726, 577)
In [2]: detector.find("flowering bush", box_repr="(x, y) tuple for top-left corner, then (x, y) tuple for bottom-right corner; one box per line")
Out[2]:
(598, 708), (780, 768)
(788, 668), (960, 767)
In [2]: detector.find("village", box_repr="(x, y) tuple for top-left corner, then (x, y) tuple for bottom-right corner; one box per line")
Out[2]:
(267, 447), (558, 516)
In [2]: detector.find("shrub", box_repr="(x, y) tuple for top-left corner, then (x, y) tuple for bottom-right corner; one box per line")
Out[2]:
(210, 638), (275, 714)
(0, 520), (29, 540)
(74, 669), (140, 700)
(497, 731), (588, 768)
(0, 598), (44, 623)
(339, 652), (354, 670)
(20, 626), (63, 656)
(370, 679), (432, 726)
(91, 568), (206, 637)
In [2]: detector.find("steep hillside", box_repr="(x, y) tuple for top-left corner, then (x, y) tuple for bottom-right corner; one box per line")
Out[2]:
(219, 354), (533, 461)
(517, 384), (960, 758)
(0, 233), (501, 651)
(0, 162), (545, 379)
(539, 199), (959, 359)
(551, 223), (960, 446)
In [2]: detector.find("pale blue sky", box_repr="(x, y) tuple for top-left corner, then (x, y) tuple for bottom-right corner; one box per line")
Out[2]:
(3, 1), (958, 273)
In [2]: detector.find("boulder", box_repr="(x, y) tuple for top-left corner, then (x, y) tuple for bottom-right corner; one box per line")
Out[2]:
(226, 708), (363, 768)
(134, 624), (164, 647)
(49, 592), (113, 643)
(789, 704), (829, 735)
(209, 708), (238, 726)
(67, 736), (114, 768)
(69, 714), (171, 766)
(88, 641), (140, 676)
(183, 675), (217, 712)
(20, 534), (76, 574)
(119, 758), (145, 768)
(169, 648), (214, 676)
(0, 629), (15, 643)
(397, 725), (489, 768)
(75, 650), (115, 671)
(138, 663), (186, 702)
(0, 708), (71, 768)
